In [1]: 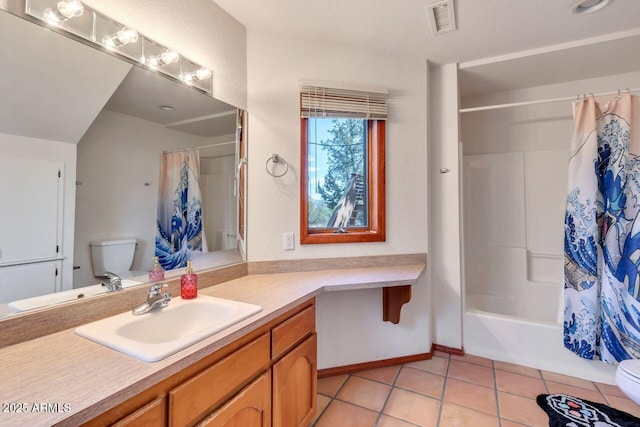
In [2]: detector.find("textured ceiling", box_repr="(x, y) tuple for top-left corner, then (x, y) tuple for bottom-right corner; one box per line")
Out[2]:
(212, 0), (640, 64)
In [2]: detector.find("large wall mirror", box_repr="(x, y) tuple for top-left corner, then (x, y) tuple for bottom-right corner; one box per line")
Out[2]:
(0, 6), (247, 316)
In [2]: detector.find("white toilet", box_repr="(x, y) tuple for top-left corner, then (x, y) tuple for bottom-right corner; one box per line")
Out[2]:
(615, 360), (640, 405)
(89, 238), (145, 279)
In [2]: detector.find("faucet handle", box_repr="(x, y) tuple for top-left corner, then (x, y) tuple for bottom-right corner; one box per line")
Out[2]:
(148, 282), (169, 296)
(160, 293), (171, 307)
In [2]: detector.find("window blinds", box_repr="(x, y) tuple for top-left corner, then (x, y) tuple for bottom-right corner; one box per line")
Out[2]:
(300, 81), (388, 120)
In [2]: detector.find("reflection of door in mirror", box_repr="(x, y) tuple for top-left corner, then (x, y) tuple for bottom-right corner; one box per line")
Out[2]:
(0, 9), (246, 310)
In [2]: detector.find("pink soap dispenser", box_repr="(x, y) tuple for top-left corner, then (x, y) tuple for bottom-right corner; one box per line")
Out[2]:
(148, 257), (165, 282)
(180, 261), (198, 299)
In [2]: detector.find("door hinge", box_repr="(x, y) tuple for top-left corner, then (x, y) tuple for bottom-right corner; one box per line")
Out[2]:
(55, 267), (59, 276)
(58, 170), (61, 178)
(56, 245), (59, 253)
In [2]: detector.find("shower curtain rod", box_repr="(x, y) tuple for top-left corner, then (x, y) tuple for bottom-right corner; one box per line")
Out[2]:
(163, 140), (235, 154)
(459, 87), (640, 113)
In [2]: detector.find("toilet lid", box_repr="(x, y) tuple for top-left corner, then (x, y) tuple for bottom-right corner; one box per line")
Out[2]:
(619, 360), (640, 380)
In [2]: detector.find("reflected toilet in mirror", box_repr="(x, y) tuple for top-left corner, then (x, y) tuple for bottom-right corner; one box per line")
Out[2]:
(89, 238), (146, 280)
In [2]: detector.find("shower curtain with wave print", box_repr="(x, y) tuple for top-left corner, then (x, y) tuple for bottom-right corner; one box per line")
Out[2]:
(564, 93), (640, 363)
(155, 150), (207, 270)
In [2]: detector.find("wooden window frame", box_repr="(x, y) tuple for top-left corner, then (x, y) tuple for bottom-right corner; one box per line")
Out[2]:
(300, 118), (386, 244)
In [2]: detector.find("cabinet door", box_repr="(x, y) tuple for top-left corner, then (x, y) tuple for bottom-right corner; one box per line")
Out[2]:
(272, 334), (317, 427)
(0, 260), (60, 304)
(0, 158), (62, 265)
(198, 372), (271, 427)
(113, 397), (166, 427)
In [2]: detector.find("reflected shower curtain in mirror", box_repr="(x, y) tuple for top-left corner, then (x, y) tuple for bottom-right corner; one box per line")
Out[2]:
(155, 150), (207, 270)
(564, 93), (640, 363)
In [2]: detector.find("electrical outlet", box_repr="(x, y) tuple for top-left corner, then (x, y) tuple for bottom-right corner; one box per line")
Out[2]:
(283, 232), (295, 251)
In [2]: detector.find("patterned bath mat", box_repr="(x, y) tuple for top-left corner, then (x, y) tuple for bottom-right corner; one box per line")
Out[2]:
(536, 393), (640, 426)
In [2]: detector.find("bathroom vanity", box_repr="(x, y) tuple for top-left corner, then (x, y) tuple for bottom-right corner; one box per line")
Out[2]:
(0, 260), (425, 426)
(87, 299), (317, 427)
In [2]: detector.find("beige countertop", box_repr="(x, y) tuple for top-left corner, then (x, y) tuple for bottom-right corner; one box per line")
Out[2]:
(0, 264), (424, 427)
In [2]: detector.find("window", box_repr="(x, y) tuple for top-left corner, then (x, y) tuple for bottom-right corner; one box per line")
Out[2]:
(300, 82), (386, 244)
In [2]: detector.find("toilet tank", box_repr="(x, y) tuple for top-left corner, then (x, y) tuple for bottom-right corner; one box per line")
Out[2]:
(89, 238), (137, 277)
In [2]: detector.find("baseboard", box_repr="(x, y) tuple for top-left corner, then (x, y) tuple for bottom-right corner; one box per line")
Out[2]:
(317, 353), (431, 378)
(431, 343), (465, 356)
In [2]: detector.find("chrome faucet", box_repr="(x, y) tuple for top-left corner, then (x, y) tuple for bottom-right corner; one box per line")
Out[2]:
(132, 283), (171, 315)
(101, 271), (122, 292)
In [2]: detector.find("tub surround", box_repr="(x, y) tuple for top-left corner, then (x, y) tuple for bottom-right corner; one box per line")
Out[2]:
(0, 258), (425, 426)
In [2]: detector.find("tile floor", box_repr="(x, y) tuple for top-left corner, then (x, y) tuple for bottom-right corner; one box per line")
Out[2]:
(312, 351), (640, 427)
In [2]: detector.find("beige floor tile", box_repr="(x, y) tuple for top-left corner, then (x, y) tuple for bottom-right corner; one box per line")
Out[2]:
(314, 400), (378, 427)
(596, 382), (627, 398)
(336, 376), (391, 412)
(604, 395), (640, 418)
(383, 388), (440, 427)
(498, 392), (552, 427)
(495, 370), (548, 399)
(443, 378), (497, 416)
(354, 365), (401, 385)
(451, 353), (493, 368)
(447, 359), (495, 388)
(494, 361), (541, 379)
(395, 366), (445, 399)
(405, 356), (449, 376)
(317, 374), (348, 397)
(376, 415), (420, 427)
(439, 402), (499, 427)
(545, 382), (607, 404)
(312, 394), (331, 425)
(541, 370), (597, 390)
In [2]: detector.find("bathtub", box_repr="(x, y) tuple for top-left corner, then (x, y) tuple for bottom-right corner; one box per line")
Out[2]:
(464, 292), (617, 384)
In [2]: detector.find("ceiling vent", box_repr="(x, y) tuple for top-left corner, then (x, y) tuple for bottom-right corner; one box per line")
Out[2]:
(427, 0), (457, 35)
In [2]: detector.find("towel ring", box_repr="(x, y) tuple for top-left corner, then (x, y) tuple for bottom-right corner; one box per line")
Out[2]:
(266, 154), (289, 177)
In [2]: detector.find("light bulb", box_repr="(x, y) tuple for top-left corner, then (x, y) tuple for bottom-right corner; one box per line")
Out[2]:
(103, 27), (139, 51)
(43, 0), (84, 25)
(147, 50), (180, 68)
(180, 68), (212, 85)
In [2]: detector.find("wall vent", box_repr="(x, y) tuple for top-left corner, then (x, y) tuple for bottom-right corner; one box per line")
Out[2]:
(427, 0), (457, 34)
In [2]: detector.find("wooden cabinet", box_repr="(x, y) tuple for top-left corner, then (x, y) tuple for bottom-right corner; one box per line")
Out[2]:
(85, 299), (316, 427)
(112, 397), (166, 427)
(273, 335), (317, 427)
(198, 372), (271, 427)
(169, 333), (270, 427)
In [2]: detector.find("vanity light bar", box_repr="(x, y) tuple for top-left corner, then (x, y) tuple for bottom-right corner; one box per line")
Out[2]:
(25, 0), (213, 94)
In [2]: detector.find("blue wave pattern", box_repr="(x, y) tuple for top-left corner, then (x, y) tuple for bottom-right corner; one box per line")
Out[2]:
(564, 100), (640, 363)
(155, 158), (204, 271)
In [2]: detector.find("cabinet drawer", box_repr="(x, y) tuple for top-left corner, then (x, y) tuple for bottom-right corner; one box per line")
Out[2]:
(271, 305), (315, 359)
(197, 371), (272, 427)
(169, 333), (270, 427)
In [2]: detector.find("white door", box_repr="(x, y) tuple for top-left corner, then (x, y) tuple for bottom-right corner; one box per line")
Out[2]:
(0, 158), (62, 265)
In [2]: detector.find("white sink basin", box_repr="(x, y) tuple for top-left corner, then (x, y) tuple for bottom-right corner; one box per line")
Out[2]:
(8, 279), (142, 312)
(74, 295), (262, 362)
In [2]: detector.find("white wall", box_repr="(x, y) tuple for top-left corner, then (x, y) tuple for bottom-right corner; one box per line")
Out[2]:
(83, 0), (247, 110)
(73, 109), (222, 287)
(0, 134), (76, 291)
(246, 30), (429, 368)
(428, 64), (463, 349)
